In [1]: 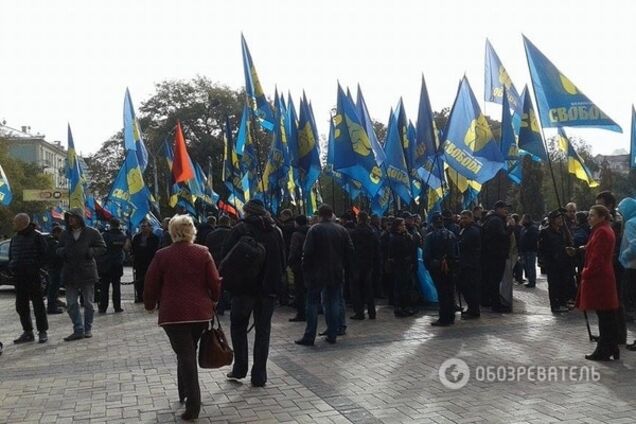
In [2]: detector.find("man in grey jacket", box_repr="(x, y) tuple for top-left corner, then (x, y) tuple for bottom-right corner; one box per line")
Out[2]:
(57, 208), (106, 341)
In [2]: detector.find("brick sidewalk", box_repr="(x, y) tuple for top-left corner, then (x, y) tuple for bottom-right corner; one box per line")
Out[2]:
(0, 269), (634, 424)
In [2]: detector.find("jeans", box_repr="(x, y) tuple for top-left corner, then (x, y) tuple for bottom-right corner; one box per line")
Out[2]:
(46, 268), (62, 311)
(15, 272), (48, 333)
(351, 268), (375, 317)
(303, 285), (341, 342)
(230, 295), (275, 385)
(520, 252), (537, 284)
(163, 322), (207, 415)
(66, 284), (95, 335)
(99, 274), (121, 312)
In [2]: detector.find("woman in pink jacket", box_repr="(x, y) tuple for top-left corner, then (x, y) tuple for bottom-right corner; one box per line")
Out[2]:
(145, 215), (221, 421)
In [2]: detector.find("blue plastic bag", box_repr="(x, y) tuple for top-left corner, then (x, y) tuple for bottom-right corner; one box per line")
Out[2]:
(416, 247), (438, 303)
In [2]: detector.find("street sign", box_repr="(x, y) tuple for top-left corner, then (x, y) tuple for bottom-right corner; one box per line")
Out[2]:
(23, 189), (69, 202)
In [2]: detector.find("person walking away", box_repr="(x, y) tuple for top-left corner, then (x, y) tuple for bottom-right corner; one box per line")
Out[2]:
(159, 217), (173, 248)
(46, 225), (65, 314)
(388, 218), (416, 318)
(223, 199), (285, 387)
(424, 213), (459, 326)
(194, 216), (216, 245)
(617, 198), (636, 350)
(204, 215), (232, 315)
(56, 208), (106, 341)
(296, 204), (353, 345)
(131, 220), (160, 303)
(458, 210), (481, 319)
(481, 201), (513, 312)
(288, 215), (310, 322)
(97, 218), (128, 313)
(144, 215), (221, 421)
(10, 213), (49, 343)
(519, 214), (539, 288)
(538, 210), (571, 313)
(349, 212), (380, 320)
(573, 205), (620, 360)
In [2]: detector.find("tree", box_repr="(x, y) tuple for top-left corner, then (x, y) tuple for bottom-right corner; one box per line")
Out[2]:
(84, 131), (124, 198)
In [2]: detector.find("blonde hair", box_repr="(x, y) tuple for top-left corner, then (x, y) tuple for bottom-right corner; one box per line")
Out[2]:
(169, 214), (197, 243)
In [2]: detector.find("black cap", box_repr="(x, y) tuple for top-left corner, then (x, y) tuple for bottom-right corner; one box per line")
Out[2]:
(548, 209), (564, 219)
(431, 212), (443, 223)
(494, 200), (511, 209)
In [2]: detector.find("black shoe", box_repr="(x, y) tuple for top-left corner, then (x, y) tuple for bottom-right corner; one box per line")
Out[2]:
(98, 309), (107, 314)
(525, 282), (536, 288)
(350, 314), (365, 320)
(38, 331), (48, 343)
(461, 312), (480, 320)
(180, 410), (199, 421)
(551, 306), (569, 313)
(226, 372), (244, 382)
(294, 338), (314, 346)
(431, 320), (454, 327)
(251, 380), (266, 388)
(114, 308), (124, 313)
(134, 300), (143, 304)
(394, 309), (408, 318)
(585, 350), (613, 361)
(337, 329), (346, 336)
(368, 314), (376, 320)
(492, 305), (512, 313)
(84, 331), (92, 338)
(288, 316), (306, 322)
(64, 333), (84, 342)
(325, 337), (336, 344)
(13, 332), (35, 344)
(47, 309), (63, 315)
(318, 330), (328, 336)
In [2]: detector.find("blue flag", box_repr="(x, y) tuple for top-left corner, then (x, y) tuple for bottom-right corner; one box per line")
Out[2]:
(286, 94), (301, 187)
(518, 86), (547, 161)
(440, 77), (504, 184)
(523, 35), (621, 132)
(241, 34), (275, 132)
(261, 100), (292, 213)
(484, 39), (522, 114)
(0, 163), (12, 206)
(297, 93), (321, 199)
(66, 124), (86, 211)
(124, 88), (149, 171)
(556, 128), (599, 188)
(194, 161), (219, 205)
(236, 104), (262, 201)
(223, 116), (245, 204)
(500, 87), (519, 161)
(332, 84), (384, 197)
(356, 85), (386, 166)
(384, 105), (412, 204)
(631, 106), (636, 169)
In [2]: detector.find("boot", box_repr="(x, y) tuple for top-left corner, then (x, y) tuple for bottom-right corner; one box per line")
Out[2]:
(13, 332), (35, 344)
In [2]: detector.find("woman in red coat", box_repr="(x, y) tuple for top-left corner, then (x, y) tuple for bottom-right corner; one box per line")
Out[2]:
(144, 215), (221, 421)
(574, 205), (620, 361)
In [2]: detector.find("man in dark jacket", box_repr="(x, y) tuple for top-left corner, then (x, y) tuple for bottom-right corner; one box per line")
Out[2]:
(159, 217), (172, 248)
(389, 218), (416, 317)
(288, 215), (309, 322)
(9, 213), (49, 344)
(46, 225), (65, 314)
(278, 209), (295, 306)
(224, 199), (285, 388)
(194, 216), (216, 245)
(56, 208), (106, 341)
(296, 204), (353, 345)
(131, 220), (160, 303)
(350, 212), (380, 320)
(519, 214), (539, 288)
(204, 215), (232, 314)
(97, 218), (128, 313)
(442, 210), (461, 237)
(481, 200), (512, 312)
(458, 210), (481, 319)
(538, 210), (571, 313)
(424, 213), (459, 326)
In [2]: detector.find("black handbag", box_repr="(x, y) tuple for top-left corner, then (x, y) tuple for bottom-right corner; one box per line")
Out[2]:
(198, 314), (233, 369)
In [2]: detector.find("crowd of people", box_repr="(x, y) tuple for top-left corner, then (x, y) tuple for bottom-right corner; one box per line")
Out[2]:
(3, 191), (636, 420)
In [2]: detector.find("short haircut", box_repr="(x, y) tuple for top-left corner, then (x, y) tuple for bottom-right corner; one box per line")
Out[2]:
(596, 191), (617, 209)
(169, 214), (197, 243)
(565, 202), (577, 210)
(207, 216), (217, 225)
(295, 215), (308, 226)
(460, 210), (473, 219)
(218, 215), (231, 226)
(318, 204), (333, 219)
(391, 217), (405, 231)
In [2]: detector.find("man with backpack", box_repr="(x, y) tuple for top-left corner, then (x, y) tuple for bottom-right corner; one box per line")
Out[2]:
(221, 199), (285, 388)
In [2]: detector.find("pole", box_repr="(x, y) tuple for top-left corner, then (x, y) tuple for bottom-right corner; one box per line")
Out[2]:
(153, 154), (159, 202)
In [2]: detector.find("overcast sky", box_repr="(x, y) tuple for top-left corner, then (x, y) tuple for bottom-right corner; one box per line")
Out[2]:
(1, 0), (635, 156)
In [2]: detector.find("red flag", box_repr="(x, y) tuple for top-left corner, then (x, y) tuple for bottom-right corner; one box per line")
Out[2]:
(94, 200), (113, 221)
(218, 200), (239, 219)
(172, 121), (195, 183)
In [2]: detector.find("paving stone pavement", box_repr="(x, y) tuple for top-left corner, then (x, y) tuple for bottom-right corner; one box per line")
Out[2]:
(0, 268), (635, 424)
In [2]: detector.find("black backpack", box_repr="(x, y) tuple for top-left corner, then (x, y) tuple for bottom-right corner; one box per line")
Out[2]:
(219, 225), (266, 294)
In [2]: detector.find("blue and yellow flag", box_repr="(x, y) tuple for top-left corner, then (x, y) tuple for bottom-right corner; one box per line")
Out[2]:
(124, 88), (149, 171)
(261, 99), (292, 213)
(440, 77), (504, 184)
(556, 128), (598, 188)
(160, 139), (181, 208)
(523, 35), (621, 133)
(286, 94), (301, 187)
(194, 161), (219, 206)
(518, 86), (547, 161)
(241, 34), (274, 132)
(297, 93), (321, 199)
(223, 116), (245, 204)
(501, 86), (520, 162)
(66, 124), (86, 211)
(0, 163), (12, 206)
(447, 166), (482, 210)
(332, 84), (383, 197)
(355, 85), (386, 166)
(384, 105), (412, 204)
(123, 147), (152, 228)
(631, 106), (636, 169)
(236, 103), (262, 201)
(484, 39), (522, 114)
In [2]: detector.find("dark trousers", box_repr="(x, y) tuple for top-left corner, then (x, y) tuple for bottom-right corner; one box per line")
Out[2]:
(15, 275), (48, 333)
(230, 295), (275, 385)
(546, 266), (570, 309)
(163, 322), (207, 415)
(303, 285), (340, 342)
(47, 268), (62, 311)
(351, 267), (375, 317)
(393, 269), (411, 312)
(431, 268), (455, 323)
(99, 274), (121, 312)
(513, 259), (523, 282)
(459, 266), (480, 315)
(596, 309), (619, 353)
(614, 264), (627, 342)
(382, 272), (394, 305)
(292, 269), (305, 319)
(134, 266), (147, 302)
(482, 257), (506, 308)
